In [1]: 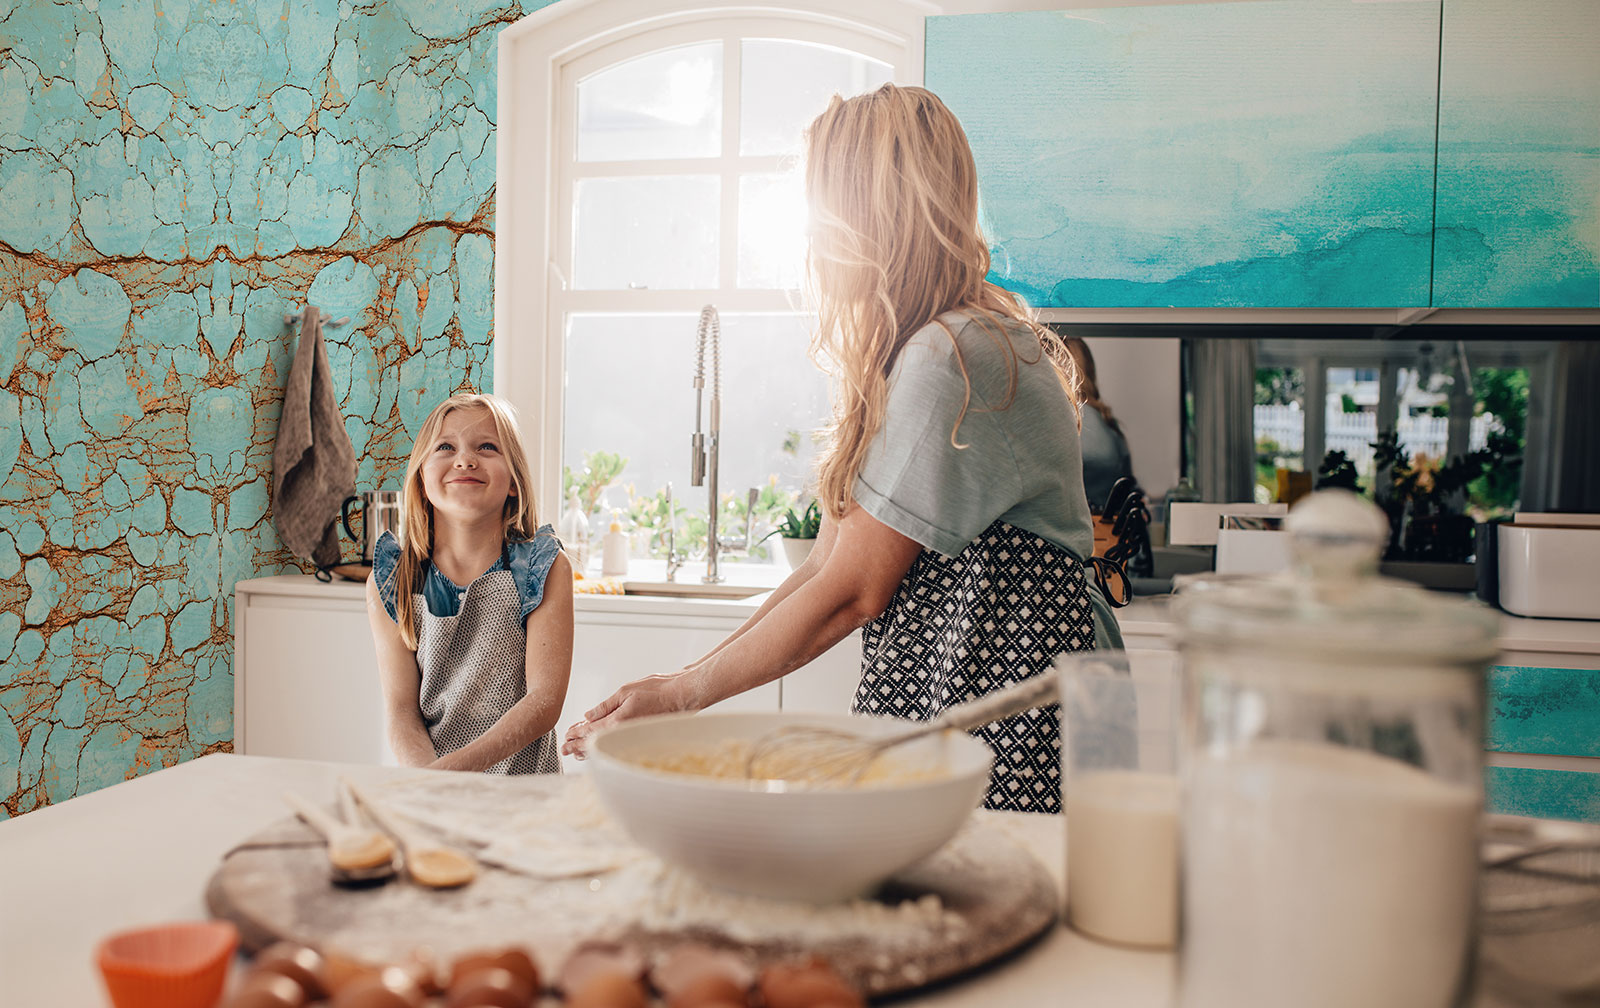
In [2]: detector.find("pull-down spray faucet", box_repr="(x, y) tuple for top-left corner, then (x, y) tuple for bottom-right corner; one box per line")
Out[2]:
(691, 306), (757, 584)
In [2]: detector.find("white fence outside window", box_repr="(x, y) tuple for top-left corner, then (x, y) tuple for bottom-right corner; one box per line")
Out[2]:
(1254, 403), (1491, 474)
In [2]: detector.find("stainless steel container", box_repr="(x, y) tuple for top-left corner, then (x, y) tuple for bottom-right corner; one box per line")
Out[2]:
(342, 490), (402, 565)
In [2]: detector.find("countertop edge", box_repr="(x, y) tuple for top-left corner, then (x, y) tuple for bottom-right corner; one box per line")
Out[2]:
(233, 577), (1600, 657)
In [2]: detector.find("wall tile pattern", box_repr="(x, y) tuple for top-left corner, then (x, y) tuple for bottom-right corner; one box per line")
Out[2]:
(0, 0), (548, 815)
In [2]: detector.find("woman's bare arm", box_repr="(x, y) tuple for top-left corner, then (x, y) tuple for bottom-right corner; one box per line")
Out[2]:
(681, 510), (840, 671)
(365, 574), (439, 768)
(431, 552), (575, 772)
(562, 506), (919, 755)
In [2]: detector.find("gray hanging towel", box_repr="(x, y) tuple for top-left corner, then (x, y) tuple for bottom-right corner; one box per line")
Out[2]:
(273, 305), (355, 567)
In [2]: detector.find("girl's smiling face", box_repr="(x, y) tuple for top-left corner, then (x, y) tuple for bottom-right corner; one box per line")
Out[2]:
(420, 406), (516, 521)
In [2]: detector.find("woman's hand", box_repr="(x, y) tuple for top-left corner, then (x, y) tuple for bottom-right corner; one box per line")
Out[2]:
(562, 506), (920, 758)
(561, 670), (699, 758)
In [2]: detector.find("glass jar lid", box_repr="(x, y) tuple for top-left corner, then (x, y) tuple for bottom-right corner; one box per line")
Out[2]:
(1174, 491), (1500, 668)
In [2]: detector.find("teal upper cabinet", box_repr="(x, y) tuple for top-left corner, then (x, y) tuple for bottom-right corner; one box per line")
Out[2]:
(926, 2), (1441, 309)
(1434, 0), (1600, 308)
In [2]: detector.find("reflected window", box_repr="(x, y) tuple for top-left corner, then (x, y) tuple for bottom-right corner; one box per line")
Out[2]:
(1251, 339), (1553, 519)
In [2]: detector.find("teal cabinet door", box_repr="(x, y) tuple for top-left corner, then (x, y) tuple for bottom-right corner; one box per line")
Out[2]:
(926, 2), (1439, 309)
(1484, 665), (1600, 823)
(1434, 0), (1600, 308)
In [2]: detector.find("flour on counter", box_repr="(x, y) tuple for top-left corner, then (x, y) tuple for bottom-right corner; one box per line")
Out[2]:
(364, 774), (968, 948)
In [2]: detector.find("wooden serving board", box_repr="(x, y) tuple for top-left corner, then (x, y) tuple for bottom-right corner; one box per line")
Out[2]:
(205, 773), (1058, 999)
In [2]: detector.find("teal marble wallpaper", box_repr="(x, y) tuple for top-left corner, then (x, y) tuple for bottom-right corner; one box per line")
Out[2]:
(1434, 0), (1600, 308)
(926, 1), (1441, 308)
(0, 0), (552, 815)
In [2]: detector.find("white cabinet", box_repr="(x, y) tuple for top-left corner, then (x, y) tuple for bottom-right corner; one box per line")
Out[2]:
(234, 577), (391, 766)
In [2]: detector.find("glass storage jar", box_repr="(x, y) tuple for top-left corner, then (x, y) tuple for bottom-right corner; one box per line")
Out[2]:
(1174, 490), (1500, 1008)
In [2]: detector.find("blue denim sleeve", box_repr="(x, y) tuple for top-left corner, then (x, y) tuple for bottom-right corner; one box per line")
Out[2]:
(507, 525), (562, 622)
(371, 530), (401, 622)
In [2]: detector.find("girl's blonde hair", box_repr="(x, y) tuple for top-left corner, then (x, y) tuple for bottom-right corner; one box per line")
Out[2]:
(804, 84), (1078, 519)
(389, 392), (539, 649)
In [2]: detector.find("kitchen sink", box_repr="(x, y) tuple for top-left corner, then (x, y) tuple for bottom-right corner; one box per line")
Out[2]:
(622, 580), (771, 600)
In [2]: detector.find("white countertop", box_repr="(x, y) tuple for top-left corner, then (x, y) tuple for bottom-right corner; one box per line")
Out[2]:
(0, 754), (1172, 1007)
(237, 573), (1600, 657)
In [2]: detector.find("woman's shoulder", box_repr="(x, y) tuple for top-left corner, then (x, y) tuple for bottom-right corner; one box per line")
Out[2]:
(898, 310), (1052, 403)
(905, 310), (1037, 362)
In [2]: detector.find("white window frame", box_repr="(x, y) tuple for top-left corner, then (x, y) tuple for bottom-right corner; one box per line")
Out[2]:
(495, 0), (933, 514)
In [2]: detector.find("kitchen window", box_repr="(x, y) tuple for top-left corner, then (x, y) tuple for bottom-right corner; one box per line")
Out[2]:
(495, 1), (923, 564)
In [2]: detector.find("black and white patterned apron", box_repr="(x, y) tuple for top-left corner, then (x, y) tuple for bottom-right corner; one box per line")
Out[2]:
(412, 567), (562, 775)
(853, 520), (1096, 812)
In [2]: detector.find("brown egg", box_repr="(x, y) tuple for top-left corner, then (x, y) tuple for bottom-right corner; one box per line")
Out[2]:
(221, 972), (309, 1008)
(651, 943), (754, 1001)
(564, 972), (650, 1008)
(445, 965), (535, 1008)
(757, 963), (864, 1008)
(322, 949), (382, 996)
(329, 966), (426, 1008)
(253, 941), (330, 1001)
(665, 972), (749, 1008)
(558, 943), (644, 995)
(449, 946), (541, 992)
(401, 946), (446, 996)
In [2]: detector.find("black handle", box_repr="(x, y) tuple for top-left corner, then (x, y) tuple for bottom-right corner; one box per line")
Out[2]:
(1103, 476), (1138, 517)
(341, 494), (361, 544)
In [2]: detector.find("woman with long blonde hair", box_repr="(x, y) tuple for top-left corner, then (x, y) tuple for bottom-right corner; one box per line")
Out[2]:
(367, 392), (572, 773)
(1062, 337), (1135, 512)
(564, 85), (1120, 812)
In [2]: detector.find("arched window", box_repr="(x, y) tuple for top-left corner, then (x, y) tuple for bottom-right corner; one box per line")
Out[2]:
(496, 0), (925, 564)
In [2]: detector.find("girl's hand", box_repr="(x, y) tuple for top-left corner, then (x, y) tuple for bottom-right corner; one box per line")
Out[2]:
(561, 672), (697, 758)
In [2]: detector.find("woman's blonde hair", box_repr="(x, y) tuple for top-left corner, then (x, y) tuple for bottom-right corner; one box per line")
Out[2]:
(803, 84), (1077, 519)
(1062, 337), (1124, 438)
(387, 392), (539, 649)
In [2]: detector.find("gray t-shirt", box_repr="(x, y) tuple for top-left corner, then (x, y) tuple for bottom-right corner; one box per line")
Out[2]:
(854, 310), (1123, 648)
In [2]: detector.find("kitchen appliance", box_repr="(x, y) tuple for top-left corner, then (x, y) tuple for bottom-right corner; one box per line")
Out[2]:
(1213, 515), (1290, 575)
(1173, 490), (1501, 1008)
(1166, 502), (1287, 546)
(1498, 515), (1600, 620)
(341, 490), (402, 565)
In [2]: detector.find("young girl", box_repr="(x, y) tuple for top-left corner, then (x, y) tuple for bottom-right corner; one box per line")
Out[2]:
(367, 392), (572, 774)
(565, 85), (1122, 813)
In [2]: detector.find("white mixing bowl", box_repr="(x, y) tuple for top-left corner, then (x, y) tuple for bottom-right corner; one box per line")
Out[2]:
(587, 711), (995, 902)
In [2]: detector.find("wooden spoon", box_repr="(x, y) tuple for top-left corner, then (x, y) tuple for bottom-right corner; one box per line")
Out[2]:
(342, 777), (478, 889)
(282, 790), (397, 882)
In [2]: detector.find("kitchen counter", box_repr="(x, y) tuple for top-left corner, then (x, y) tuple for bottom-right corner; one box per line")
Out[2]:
(0, 754), (1173, 1007)
(247, 571), (1598, 657)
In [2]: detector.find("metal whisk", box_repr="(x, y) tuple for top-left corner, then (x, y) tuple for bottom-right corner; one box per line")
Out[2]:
(743, 671), (1061, 785)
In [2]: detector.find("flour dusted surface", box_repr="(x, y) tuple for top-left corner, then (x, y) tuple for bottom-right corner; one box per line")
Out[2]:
(208, 771), (1059, 998)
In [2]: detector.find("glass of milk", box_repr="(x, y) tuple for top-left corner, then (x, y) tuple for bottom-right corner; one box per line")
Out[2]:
(1057, 651), (1180, 949)
(1173, 490), (1501, 1008)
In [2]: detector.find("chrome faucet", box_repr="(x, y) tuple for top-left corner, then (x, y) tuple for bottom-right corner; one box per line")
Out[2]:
(690, 305), (758, 583)
(663, 482), (685, 582)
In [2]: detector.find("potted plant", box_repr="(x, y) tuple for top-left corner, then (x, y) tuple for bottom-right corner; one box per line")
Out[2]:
(1371, 430), (1512, 564)
(767, 498), (821, 569)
